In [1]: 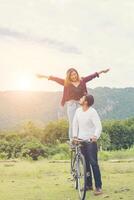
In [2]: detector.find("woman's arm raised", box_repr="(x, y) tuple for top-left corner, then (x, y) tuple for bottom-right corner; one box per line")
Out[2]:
(97, 68), (110, 75)
(36, 74), (49, 79)
(36, 74), (64, 86)
(83, 68), (110, 83)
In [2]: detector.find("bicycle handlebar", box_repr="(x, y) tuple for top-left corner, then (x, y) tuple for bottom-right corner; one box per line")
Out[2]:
(72, 138), (92, 144)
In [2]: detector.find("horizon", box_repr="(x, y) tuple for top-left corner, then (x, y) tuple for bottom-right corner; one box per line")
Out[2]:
(0, 86), (133, 93)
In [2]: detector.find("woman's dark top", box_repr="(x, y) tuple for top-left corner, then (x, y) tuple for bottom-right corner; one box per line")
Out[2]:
(49, 72), (99, 106)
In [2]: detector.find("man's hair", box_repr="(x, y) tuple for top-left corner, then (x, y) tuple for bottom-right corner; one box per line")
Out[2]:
(85, 95), (94, 107)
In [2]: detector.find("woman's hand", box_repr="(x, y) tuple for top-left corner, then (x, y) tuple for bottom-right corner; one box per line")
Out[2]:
(98, 68), (110, 75)
(36, 74), (49, 79)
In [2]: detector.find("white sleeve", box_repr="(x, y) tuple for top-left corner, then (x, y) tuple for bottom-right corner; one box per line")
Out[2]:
(92, 110), (102, 139)
(72, 111), (79, 138)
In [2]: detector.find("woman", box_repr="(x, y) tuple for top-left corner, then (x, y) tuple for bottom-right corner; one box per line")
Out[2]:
(36, 68), (110, 139)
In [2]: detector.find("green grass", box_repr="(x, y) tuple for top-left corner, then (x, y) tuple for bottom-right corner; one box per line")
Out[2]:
(0, 160), (134, 200)
(50, 146), (134, 161)
(99, 147), (134, 161)
(0, 159), (134, 200)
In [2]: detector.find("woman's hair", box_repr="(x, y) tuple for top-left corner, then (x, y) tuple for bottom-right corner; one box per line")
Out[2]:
(85, 95), (94, 106)
(64, 68), (80, 86)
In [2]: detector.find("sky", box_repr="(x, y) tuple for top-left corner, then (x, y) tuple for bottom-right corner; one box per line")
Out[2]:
(0, 0), (134, 91)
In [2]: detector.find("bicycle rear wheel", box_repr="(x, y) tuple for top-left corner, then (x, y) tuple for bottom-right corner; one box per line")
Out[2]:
(77, 154), (87, 200)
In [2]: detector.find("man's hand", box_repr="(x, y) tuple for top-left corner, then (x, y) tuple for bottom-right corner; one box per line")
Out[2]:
(90, 135), (97, 143)
(72, 137), (79, 145)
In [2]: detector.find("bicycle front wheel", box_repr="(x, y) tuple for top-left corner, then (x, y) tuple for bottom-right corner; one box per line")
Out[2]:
(77, 154), (87, 200)
(71, 150), (78, 189)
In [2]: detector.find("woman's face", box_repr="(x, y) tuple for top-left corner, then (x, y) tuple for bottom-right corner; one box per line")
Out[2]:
(69, 70), (78, 82)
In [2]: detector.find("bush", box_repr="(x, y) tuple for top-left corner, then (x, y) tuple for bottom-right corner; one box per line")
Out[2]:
(19, 121), (43, 140)
(0, 137), (23, 159)
(98, 132), (111, 150)
(41, 119), (68, 144)
(0, 152), (8, 160)
(57, 143), (70, 154)
(103, 119), (134, 150)
(21, 137), (48, 160)
(0, 133), (48, 160)
(0, 118), (134, 160)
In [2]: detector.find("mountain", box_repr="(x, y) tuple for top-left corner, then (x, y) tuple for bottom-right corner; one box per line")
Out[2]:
(0, 87), (133, 129)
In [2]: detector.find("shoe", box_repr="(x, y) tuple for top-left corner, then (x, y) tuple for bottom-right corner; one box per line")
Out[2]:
(94, 188), (103, 195)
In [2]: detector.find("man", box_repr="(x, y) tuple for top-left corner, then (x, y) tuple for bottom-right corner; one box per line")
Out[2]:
(72, 95), (103, 195)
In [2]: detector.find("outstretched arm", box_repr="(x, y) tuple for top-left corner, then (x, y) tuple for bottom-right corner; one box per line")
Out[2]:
(36, 74), (64, 86)
(36, 74), (49, 79)
(97, 68), (110, 75)
(83, 68), (110, 83)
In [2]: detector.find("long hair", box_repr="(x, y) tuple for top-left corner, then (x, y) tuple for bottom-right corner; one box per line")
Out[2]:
(64, 68), (80, 86)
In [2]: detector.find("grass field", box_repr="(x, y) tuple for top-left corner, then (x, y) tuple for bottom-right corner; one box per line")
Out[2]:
(0, 159), (134, 200)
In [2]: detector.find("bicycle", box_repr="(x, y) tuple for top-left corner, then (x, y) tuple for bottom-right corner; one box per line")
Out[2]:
(70, 138), (90, 200)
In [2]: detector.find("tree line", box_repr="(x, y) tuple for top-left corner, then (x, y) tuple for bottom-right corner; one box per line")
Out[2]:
(0, 118), (134, 160)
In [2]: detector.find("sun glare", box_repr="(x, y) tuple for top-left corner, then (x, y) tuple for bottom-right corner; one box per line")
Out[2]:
(18, 77), (32, 91)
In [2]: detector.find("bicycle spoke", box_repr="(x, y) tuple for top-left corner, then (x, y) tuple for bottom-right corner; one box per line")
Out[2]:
(77, 155), (87, 200)
(71, 151), (78, 189)
(70, 143), (87, 200)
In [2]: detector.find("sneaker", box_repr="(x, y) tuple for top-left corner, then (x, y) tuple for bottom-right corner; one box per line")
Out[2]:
(94, 188), (103, 195)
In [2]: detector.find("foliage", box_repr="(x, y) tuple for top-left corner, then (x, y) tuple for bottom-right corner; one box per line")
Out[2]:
(98, 132), (111, 150)
(0, 136), (24, 159)
(21, 137), (48, 160)
(41, 119), (68, 144)
(102, 118), (134, 150)
(0, 118), (134, 160)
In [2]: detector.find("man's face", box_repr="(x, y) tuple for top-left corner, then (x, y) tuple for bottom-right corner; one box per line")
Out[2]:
(79, 96), (86, 105)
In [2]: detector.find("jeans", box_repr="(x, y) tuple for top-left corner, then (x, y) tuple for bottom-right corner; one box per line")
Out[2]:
(81, 142), (102, 189)
(66, 100), (80, 139)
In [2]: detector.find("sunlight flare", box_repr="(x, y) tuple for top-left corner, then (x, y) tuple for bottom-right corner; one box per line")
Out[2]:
(17, 77), (32, 91)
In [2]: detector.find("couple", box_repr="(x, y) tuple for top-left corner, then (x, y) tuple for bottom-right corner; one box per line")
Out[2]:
(37, 67), (110, 195)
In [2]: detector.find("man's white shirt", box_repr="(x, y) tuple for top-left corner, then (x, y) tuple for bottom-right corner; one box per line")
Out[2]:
(73, 107), (102, 140)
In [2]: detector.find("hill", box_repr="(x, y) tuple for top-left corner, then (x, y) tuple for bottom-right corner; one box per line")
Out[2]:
(0, 87), (133, 129)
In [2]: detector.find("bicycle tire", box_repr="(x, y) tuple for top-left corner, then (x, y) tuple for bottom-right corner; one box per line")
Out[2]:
(77, 154), (87, 200)
(71, 150), (78, 189)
